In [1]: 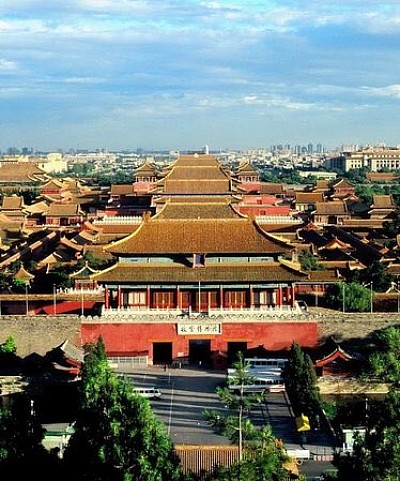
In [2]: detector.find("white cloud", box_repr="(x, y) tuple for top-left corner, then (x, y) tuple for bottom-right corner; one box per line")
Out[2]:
(0, 59), (18, 72)
(63, 76), (106, 84)
(1, 0), (400, 149)
(363, 84), (400, 98)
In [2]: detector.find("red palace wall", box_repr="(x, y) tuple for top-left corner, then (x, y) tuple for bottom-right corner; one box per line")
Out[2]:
(80, 321), (319, 360)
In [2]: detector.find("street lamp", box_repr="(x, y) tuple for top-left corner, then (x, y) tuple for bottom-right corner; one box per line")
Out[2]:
(396, 277), (400, 314)
(370, 282), (373, 314)
(80, 287), (84, 316)
(25, 284), (29, 316)
(364, 281), (373, 314)
(53, 284), (57, 316)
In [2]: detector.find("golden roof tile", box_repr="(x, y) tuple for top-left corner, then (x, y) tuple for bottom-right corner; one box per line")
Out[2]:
(106, 217), (293, 255)
(46, 204), (84, 216)
(91, 260), (308, 283)
(0, 161), (47, 182)
(154, 200), (244, 220)
(313, 201), (348, 215)
(295, 192), (325, 203)
(1, 196), (25, 210)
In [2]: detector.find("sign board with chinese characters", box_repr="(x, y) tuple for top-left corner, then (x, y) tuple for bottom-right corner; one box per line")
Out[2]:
(177, 323), (222, 335)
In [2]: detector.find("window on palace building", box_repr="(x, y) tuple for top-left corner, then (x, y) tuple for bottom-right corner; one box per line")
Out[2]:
(225, 290), (247, 307)
(154, 291), (175, 307)
(193, 254), (205, 268)
(254, 290), (269, 305)
(128, 291), (146, 305)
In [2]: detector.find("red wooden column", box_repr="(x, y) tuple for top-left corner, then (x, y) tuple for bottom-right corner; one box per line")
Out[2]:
(285, 286), (290, 305)
(117, 287), (122, 309)
(249, 286), (254, 309)
(291, 284), (296, 308)
(177, 286), (181, 310)
(277, 285), (283, 307)
(105, 286), (110, 310)
(146, 286), (151, 308)
(220, 286), (224, 309)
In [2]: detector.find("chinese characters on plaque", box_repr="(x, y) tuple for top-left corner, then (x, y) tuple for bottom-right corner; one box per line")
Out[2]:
(177, 323), (222, 335)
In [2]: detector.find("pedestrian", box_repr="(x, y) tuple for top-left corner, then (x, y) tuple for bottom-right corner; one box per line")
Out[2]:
(164, 364), (167, 372)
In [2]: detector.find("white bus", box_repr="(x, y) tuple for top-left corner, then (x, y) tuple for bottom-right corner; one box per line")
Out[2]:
(227, 358), (288, 380)
(244, 358), (288, 370)
(227, 372), (285, 394)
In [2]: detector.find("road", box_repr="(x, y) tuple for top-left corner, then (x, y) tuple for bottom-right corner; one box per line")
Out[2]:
(120, 365), (337, 479)
(123, 365), (230, 445)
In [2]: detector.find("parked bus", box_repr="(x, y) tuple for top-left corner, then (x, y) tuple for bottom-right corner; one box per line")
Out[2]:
(227, 372), (285, 394)
(244, 358), (288, 370)
(228, 358), (287, 378)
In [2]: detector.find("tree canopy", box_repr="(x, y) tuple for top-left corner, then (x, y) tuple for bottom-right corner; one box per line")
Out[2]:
(202, 354), (291, 481)
(325, 282), (372, 312)
(64, 337), (186, 481)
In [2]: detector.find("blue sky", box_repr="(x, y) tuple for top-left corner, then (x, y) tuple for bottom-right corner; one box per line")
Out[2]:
(1, 0), (400, 152)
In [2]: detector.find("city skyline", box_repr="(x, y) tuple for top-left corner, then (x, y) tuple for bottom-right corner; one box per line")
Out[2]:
(1, 1), (400, 152)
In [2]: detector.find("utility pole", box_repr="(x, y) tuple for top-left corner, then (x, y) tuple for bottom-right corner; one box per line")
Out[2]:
(397, 276), (400, 314)
(370, 282), (373, 314)
(342, 282), (345, 313)
(25, 284), (29, 316)
(198, 280), (201, 313)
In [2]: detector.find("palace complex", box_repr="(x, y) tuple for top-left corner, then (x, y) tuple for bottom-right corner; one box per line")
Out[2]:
(81, 154), (318, 367)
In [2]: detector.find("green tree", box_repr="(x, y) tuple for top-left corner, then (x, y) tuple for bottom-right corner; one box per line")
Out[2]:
(367, 326), (400, 386)
(325, 282), (371, 312)
(0, 396), (62, 480)
(335, 388), (400, 481)
(298, 249), (323, 271)
(343, 168), (369, 183)
(64, 337), (186, 481)
(284, 343), (322, 422)
(32, 264), (74, 293)
(202, 432), (292, 481)
(369, 388), (400, 479)
(203, 353), (263, 461)
(0, 335), (16, 354)
(11, 278), (29, 293)
(335, 327), (400, 480)
(0, 271), (12, 292)
(362, 260), (392, 293)
(77, 251), (113, 270)
(202, 353), (290, 481)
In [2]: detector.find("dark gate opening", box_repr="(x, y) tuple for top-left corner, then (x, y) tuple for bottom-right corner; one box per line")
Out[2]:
(227, 342), (247, 366)
(152, 342), (173, 366)
(189, 339), (211, 366)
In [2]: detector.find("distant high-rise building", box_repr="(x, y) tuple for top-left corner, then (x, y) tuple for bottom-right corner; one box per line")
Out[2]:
(21, 147), (33, 155)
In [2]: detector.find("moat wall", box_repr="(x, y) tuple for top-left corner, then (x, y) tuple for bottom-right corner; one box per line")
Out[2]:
(0, 308), (399, 357)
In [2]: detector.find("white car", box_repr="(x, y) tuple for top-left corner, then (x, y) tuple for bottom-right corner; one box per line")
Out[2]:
(133, 387), (162, 399)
